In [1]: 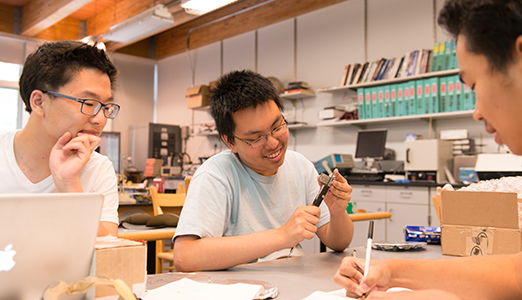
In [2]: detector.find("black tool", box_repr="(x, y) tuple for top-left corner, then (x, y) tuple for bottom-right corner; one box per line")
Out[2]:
(313, 173), (336, 206)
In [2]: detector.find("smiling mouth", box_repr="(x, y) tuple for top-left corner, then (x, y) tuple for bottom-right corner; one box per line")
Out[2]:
(265, 148), (281, 159)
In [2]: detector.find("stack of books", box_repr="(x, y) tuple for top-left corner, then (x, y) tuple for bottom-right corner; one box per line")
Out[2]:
(339, 39), (458, 87)
(283, 81), (314, 95)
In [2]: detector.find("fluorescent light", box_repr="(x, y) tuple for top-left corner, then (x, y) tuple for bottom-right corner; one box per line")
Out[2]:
(181, 0), (239, 16)
(100, 4), (174, 43)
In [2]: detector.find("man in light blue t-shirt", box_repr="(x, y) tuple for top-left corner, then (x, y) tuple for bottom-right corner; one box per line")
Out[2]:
(174, 70), (354, 271)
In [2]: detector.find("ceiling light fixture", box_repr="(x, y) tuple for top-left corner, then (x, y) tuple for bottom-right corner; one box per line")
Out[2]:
(181, 0), (239, 16)
(100, 4), (174, 44)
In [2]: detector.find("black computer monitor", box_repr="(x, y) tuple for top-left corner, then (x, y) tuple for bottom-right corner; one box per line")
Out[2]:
(355, 129), (387, 160)
(98, 131), (121, 173)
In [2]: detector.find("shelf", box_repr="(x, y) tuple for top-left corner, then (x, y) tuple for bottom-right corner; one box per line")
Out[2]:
(280, 90), (315, 100)
(317, 110), (473, 127)
(288, 123), (316, 130)
(317, 69), (460, 93)
(194, 130), (219, 136)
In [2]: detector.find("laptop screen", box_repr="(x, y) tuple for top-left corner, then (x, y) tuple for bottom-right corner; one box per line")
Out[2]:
(0, 193), (103, 300)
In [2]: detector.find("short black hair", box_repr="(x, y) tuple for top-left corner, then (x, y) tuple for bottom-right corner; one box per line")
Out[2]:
(19, 40), (118, 113)
(438, 0), (522, 72)
(209, 70), (284, 145)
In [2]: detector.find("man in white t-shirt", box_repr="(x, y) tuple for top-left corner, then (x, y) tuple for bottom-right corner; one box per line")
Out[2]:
(0, 40), (120, 236)
(173, 70), (355, 271)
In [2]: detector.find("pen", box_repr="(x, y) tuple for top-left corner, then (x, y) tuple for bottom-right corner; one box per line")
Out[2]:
(362, 221), (374, 299)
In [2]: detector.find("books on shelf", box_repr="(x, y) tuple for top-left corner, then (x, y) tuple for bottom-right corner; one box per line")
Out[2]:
(335, 39), (456, 89)
(353, 73), (474, 120)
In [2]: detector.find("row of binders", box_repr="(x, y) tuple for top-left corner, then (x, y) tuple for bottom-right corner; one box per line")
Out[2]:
(340, 39), (458, 86)
(356, 75), (476, 120)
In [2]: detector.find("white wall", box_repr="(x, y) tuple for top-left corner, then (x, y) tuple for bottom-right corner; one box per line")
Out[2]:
(156, 0), (495, 165)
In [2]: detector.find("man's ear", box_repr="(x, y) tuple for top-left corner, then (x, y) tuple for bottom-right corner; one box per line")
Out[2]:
(515, 36), (522, 69)
(30, 90), (45, 116)
(222, 135), (237, 153)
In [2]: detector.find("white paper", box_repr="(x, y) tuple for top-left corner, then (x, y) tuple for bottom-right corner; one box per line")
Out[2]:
(301, 289), (357, 300)
(302, 287), (413, 299)
(141, 278), (262, 300)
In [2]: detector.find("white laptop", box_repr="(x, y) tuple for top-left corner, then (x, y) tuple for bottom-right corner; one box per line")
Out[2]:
(0, 193), (103, 300)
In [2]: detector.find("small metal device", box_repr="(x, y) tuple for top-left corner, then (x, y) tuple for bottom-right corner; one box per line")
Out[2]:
(313, 173), (336, 206)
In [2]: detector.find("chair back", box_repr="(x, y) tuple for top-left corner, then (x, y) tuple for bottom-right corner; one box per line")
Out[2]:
(149, 185), (185, 216)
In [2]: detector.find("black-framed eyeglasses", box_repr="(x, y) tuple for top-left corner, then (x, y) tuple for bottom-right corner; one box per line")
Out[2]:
(233, 117), (288, 149)
(42, 90), (120, 119)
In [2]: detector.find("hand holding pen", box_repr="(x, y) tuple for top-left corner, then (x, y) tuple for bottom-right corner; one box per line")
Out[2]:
(362, 221), (374, 299)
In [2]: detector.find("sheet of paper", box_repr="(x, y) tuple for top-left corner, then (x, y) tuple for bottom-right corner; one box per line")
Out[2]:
(302, 287), (414, 299)
(301, 289), (357, 300)
(141, 277), (262, 300)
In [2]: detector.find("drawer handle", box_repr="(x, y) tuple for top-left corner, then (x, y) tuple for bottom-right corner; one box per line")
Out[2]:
(361, 190), (372, 194)
(400, 192), (413, 197)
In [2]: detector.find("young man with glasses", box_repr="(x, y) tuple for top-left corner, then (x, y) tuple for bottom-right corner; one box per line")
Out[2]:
(173, 70), (354, 271)
(0, 40), (120, 237)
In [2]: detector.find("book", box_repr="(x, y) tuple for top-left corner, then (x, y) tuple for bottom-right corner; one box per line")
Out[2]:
(371, 58), (386, 82)
(414, 49), (424, 75)
(382, 58), (396, 80)
(283, 88), (314, 95)
(376, 59), (390, 81)
(430, 77), (439, 113)
(364, 88), (372, 119)
(347, 63), (360, 85)
(399, 51), (411, 78)
(430, 42), (439, 72)
(447, 75), (456, 112)
(454, 75), (463, 111)
(423, 78), (431, 114)
(384, 85), (391, 117)
(363, 60), (378, 83)
(391, 56), (404, 79)
(440, 76), (448, 112)
(415, 79), (424, 114)
(357, 88), (365, 119)
(390, 84), (397, 117)
(355, 62), (369, 84)
(340, 64), (351, 86)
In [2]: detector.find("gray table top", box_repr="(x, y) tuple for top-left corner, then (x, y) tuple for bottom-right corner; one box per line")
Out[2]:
(146, 245), (444, 299)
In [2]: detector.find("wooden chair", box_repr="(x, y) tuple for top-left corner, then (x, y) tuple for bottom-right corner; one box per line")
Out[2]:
(150, 176), (191, 273)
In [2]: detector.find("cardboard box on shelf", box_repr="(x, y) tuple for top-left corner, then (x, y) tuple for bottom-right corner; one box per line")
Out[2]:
(92, 238), (147, 299)
(186, 85), (210, 109)
(436, 190), (522, 256)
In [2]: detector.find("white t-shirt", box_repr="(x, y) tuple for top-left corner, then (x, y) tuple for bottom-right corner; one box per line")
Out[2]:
(0, 130), (119, 224)
(174, 149), (329, 243)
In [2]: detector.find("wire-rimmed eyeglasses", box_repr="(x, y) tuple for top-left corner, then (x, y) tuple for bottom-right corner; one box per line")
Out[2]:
(233, 117), (288, 149)
(42, 90), (120, 119)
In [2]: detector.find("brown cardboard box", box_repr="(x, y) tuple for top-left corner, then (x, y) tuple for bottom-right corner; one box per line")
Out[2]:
(438, 190), (522, 256)
(93, 239), (147, 299)
(186, 85), (210, 109)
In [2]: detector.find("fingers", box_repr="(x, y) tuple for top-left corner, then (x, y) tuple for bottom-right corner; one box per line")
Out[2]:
(61, 133), (100, 153)
(334, 256), (366, 297)
(54, 132), (73, 149)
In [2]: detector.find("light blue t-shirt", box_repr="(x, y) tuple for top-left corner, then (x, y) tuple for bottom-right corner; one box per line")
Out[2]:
(174, 149), (330, 241)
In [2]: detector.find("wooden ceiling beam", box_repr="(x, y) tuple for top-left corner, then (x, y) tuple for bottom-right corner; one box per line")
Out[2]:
(21, 0), (91, 37)
(154, 0), (346, 60)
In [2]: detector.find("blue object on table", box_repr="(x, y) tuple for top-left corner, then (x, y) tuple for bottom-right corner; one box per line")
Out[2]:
(404, 225), (441, 244)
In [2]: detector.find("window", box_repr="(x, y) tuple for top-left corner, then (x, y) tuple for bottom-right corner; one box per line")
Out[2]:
(0, 61), (23, 131)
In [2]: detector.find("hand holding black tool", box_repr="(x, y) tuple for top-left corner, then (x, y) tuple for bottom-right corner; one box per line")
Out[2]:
(313, 172), (336, 206)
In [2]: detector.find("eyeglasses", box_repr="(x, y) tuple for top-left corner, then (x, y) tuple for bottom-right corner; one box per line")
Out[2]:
(233, 117), (288, 149)
(42, 90), (120, 119)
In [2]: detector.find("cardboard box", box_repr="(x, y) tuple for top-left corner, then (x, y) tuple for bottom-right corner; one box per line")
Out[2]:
(186, 85), (210, 109)
(437, 190), (521, 256)
(92, 239), (147, 299)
